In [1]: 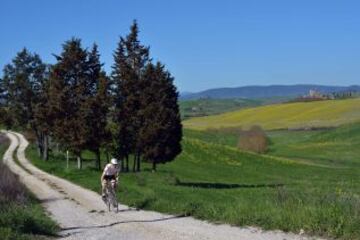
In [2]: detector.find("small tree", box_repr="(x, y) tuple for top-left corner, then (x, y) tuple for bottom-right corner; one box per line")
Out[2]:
(238, 125), (268, 153)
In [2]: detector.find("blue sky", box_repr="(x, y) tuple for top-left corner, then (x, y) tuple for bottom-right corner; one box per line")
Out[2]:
(0, 0), (359, 92)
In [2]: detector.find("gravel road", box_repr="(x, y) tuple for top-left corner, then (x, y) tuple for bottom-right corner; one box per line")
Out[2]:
(1, 130), (321, 240)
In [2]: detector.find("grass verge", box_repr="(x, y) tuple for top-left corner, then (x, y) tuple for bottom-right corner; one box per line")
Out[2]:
(0, 134), (59, 240)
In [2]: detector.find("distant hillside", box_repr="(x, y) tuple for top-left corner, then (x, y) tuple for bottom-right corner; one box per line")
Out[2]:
(180, 98), (262, 119)
(181, 84), (360, 100)
(183, 98), (360, 130)
(179, 96), (292, 119)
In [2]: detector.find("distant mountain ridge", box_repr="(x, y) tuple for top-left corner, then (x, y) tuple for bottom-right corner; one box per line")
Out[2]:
(181, 84), (360, 100)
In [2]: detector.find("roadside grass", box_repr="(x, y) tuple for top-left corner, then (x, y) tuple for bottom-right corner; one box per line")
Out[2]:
(183, 98), (360, 130)
(27, 132), (360, 239)
(0, 134), (59, 240)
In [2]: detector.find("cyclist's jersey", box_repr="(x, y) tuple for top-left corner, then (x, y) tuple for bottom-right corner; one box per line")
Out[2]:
(103, 164), (119, 177)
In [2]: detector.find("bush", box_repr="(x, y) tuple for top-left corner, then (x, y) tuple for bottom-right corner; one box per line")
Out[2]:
(238, 125), (268, 153)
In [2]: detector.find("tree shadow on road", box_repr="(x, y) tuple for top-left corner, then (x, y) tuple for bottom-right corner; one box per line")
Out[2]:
(60, 214), (187, 232)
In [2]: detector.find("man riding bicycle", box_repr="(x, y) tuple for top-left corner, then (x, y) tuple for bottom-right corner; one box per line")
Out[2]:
(101, 158), (120, 200)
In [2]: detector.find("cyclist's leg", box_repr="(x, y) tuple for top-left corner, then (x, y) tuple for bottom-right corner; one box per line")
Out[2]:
(101, 179), (108, 197)
(110, 180), (118, 207)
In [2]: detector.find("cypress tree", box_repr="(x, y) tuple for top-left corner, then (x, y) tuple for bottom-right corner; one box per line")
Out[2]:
(49, 38), (89, 169)
(112, 20), (150, 172)
(84, 44), (111, 170)
(140, 62), (182, 171)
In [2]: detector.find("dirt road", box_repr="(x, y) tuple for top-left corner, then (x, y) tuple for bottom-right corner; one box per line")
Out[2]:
(1, 131), (320, 240)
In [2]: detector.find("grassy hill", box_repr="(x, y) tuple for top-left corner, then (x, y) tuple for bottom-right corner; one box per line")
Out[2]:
(185, 121), (360, 167)
(267, 122), (360, 167)
(183, 98), (360, 130)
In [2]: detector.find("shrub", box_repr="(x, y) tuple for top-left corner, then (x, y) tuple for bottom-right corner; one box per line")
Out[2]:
(238, 125), (268, 153)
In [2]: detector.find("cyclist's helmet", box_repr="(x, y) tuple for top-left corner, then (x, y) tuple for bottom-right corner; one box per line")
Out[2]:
(111, 158), (118, 165)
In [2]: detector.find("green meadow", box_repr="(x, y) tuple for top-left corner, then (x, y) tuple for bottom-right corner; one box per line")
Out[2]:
(28, 123), (360, 239)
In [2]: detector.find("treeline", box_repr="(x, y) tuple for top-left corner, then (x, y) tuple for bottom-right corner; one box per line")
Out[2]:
(0, 21), (182, 172)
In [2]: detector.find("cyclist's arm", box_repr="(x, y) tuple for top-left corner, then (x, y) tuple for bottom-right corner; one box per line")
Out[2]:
(100, 168), (106, 182)
(101, 164), (109, 182)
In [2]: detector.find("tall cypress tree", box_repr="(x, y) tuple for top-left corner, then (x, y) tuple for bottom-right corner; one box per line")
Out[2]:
(84, 44), (111, 170)
(49, 38), (89, 169)
(112, 20), (150, 172)
(140, 62), (182, 171)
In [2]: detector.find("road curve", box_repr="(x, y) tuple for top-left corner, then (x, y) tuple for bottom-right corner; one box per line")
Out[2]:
(1, 130), (320, 240)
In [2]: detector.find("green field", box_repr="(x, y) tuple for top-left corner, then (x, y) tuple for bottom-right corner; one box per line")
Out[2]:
(183, 98), (360, 130)
(184, 122), (360, 168)
(28, 126), (360, 239)
(267, 122), (360, 168)
(0, 134), (59, 240)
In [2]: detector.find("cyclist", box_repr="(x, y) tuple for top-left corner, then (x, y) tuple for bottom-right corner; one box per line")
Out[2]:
(101, 158), (120, 199)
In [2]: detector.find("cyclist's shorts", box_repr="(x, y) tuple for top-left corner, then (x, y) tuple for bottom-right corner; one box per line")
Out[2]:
(104, 175), (116, 181)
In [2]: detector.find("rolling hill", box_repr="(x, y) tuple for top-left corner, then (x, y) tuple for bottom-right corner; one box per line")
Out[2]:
(181, 84), (360, 100)
(183, 98), (360, 130)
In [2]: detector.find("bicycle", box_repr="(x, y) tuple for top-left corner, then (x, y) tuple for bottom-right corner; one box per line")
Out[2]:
(102, 179), (119, 212)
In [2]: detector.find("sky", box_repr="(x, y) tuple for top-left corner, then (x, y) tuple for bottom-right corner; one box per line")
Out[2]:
(0, 0), (359, 92)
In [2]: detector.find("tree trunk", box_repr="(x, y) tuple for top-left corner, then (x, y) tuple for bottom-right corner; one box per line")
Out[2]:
(95, 149), (101, 170)
(34, 128), (43, 158)
(152, 161), (157, 172)
(37, 143), (43, 157)
(121, 157), (125, 172)
(42, 134), (49, 161)
(36, 133), (43, 157)
(136, 152), (141, 172)
(55, 143), (60, 155)
(77, 155), (82, 169)
(132, 154), (136, 172)
(125, 155), (129, 172)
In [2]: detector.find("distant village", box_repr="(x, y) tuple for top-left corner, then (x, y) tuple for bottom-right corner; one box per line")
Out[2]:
(296, 89), (358, 101)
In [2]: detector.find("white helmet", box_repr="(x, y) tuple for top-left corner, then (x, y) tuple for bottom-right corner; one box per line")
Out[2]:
(111, 158), (118, 165)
